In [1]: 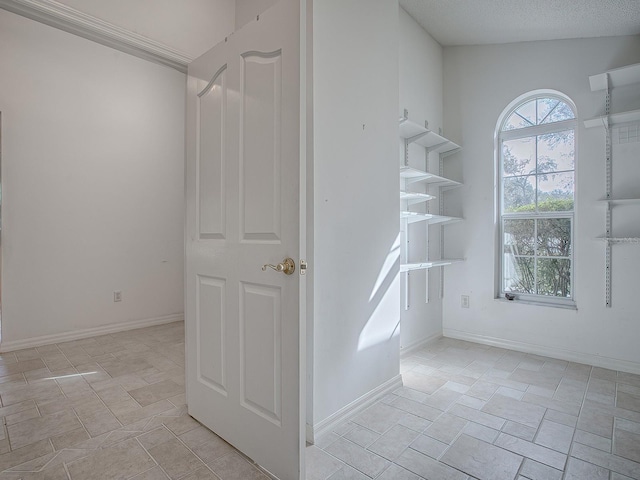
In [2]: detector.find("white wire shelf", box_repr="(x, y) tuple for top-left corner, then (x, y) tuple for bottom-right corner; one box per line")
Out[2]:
(584, 109), (640, 129)
(597, 197), (640, 204)
(400, 259), (464, 272)
(400, 166), (461, 188)
(596, 237), (640, 244)
(401, 211), (462, 225)
(398, 117), (461, 154)
(589, 63), (640, 91)
(400, 191), (435, 205)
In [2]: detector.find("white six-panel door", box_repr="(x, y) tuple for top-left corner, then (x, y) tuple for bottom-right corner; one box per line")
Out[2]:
(185, 2), (302, 478)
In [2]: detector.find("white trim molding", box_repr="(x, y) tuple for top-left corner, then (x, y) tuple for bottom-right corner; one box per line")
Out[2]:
(0, 0), (193, 73)
(307, 374), (403, 445)
(0, 314), (184, 352)
(444, 328), (640, 376)
(400, 332), (442, 358)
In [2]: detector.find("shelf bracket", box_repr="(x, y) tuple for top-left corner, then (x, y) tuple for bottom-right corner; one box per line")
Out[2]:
(426, 140), (449, 155)
(404, 138), (409, 167)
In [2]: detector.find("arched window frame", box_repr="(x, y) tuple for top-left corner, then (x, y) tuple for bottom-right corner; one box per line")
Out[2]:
(496, 91), (577, 308)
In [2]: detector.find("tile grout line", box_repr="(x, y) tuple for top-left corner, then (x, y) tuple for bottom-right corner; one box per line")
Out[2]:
(0, 325), (185, 476)
(54, 342), (129, 443)
(362, 354), (484, 478)
(132, 434), (165, 478)
(371, 347), (573, 479)
(560, 364), (596, 479)
(2, 333), (134, 475)
(312, 342), (640, 478)
(62, 456), (72, 480)
(512, 356), (552, 480)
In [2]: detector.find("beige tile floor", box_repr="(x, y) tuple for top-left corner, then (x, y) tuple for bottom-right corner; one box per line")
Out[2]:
(2, 322), (640, 479)
(307, 337), (640, 480)
(0, 321), (270, 480)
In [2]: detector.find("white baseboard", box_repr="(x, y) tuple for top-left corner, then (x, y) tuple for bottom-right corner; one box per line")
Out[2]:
(443, 328), (640, 375)
(309, 374), (403, 444)
(306, 423), (314, 445)
(400, 332), (442, 358)
(0, 314), (184, 352)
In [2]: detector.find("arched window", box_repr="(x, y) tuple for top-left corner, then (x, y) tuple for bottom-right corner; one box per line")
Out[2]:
(498, 93), (576, 307)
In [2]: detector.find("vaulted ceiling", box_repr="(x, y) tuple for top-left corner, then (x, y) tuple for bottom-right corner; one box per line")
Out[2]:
(400, 0), (640, 46)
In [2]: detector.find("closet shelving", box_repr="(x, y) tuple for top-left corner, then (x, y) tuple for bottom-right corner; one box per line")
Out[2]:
(400, 166), (461, 188)
(584, 62), (640, 307)
(400, 260), (462, 273)
(584, 110), (640, 129)
(399, 116), (461, 153)
(399, 109), (463, 309)
(400, 191), (435, 205)
(400, 211), (460, 225)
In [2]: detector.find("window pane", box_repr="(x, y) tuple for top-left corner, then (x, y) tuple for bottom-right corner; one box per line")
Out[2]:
(504, 113), (532, 130)
(537, 172), (574, 211)
(515, 100), (536, 127)
(499, 94), (576, 302)
(504, 219), (535, 256)
(504, 256), (535, 294)
(503, 176), (536, 213)
(502, 98), (574, 131)
(537, 131), (575, 173)
(537, 98), (560, 125)
(545, 101), (575, 123)
(537, 218), (571, 257)
(536, 259), (571, 297)
(503, 137), (535, 177)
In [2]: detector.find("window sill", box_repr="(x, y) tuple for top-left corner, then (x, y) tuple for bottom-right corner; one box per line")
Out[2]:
(494, 296), (577, 311)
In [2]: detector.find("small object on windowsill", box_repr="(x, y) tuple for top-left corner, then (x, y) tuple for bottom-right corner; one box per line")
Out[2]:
(505, 293), (516, 301)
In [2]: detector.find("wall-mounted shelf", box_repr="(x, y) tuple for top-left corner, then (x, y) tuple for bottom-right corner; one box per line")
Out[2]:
(589, 63), (640, 91)
(587, 64), (640, 307)
(399, 109), (463, 310)
(400, 259), (463, 273)
(399, 117), (461, 154)
(401, 211), (462, 225)
(400, 191), (435, 205)
(584, 109), (640, 129)
(400, 166), (461, 188)
(597, 197), (640, 205)
(596, 237), (640, 244)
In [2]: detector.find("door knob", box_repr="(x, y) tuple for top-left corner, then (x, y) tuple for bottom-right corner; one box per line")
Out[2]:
(262, 258), (295, 275)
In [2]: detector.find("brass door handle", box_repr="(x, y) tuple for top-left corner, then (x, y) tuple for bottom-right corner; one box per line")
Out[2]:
(262, 258), (295, 275)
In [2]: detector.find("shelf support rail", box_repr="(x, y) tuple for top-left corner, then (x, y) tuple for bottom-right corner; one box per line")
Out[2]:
(439, 153), (446, 300)
(425, 149), (431, 305)
(404, 138), (409, 167)
(605, 73), (613, 307)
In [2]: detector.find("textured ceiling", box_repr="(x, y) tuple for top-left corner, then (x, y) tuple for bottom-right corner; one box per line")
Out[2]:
(399, 0), (640, 46)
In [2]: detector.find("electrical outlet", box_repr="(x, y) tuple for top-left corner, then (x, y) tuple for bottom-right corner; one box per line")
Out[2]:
(114, 291), (122, 302)
(461, 295), (470, 308)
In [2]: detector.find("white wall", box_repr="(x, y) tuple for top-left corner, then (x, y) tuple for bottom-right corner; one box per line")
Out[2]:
(312, 0), (400, 426)
(442, 35), (640, 372)
(235, 0), (278, 31)
(0, 10), (186, 347)
(398, 7), (449, 352)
